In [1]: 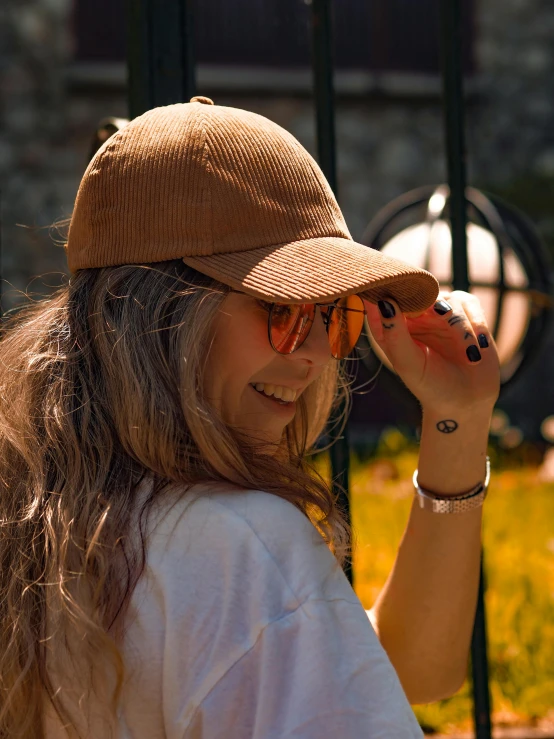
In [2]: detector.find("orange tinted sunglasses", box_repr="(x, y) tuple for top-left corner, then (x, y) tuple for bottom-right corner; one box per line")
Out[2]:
(256, 295), (366, 359)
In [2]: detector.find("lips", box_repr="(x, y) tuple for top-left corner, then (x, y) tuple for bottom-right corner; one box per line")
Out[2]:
(250, 382), (298, 403)
(250, 384), (292, 405)
(249, 384), (297, 410)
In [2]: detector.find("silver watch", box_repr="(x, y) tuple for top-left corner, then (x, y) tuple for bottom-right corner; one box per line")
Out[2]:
(413, 457), (491, 514)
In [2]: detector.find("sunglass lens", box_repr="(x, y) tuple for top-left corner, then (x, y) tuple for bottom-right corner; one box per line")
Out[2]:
(327, 295), (365, 358)
(270, 303), (316, 354)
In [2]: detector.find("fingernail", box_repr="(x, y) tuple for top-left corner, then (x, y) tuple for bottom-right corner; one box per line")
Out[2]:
(478, 333), (489, 349)
(466, 345), (482, 362)
(434, 300), (453, 315)
(378, 300), (396, 319)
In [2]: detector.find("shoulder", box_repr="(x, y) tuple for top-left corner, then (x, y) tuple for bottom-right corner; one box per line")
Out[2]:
(147, 481), (316, 543)
(143, 481), (345, 605)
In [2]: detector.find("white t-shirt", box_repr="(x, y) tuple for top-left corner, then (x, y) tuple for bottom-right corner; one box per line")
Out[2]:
(45, 480), (423, 738)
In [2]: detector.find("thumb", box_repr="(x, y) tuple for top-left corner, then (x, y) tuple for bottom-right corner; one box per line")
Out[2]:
(365, 298), (426, 378)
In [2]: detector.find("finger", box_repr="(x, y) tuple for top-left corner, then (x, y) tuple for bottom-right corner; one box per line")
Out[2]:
(400, 292), (454, 325)
(402, 290), (452, 320)
(430, 292), (483, 364)
(367, 297), (427, 378)
(363, 299), (384, 343)
(460, 293), (497, 355)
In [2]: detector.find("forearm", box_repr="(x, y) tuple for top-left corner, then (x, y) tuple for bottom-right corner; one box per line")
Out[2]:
(369, 405), (491, 704)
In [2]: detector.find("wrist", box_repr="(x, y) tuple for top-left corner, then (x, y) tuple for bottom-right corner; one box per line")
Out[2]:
(417, 406), (492, 496)
(414, 456), (490, 512)
(421, 403), (495, 425)
(419, 406), (492, 451)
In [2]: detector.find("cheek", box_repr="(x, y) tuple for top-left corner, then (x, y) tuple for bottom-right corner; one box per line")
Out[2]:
(231, 338), (277, 403)
(204, 308), (274, 407)
(223, 315), (271, 374)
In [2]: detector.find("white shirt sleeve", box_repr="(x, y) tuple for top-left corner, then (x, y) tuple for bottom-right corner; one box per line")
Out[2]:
(133, 486), (423, 739)
(184, 594), (424, 739)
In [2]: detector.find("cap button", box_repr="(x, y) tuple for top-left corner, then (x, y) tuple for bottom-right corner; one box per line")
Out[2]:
(190, 96), (214, 105)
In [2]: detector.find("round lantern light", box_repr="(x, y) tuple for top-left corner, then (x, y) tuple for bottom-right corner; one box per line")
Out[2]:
(360, 185), (553, 387)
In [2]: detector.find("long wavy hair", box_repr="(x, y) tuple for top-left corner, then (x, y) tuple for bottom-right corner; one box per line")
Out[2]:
(0, 258), (353, 738)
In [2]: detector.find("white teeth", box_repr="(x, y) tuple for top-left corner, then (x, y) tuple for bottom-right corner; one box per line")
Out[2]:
(252, 383), (297, 402)
(281, 387), (296, 402)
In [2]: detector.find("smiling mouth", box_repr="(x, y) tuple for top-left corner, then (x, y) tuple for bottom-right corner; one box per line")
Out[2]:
(249, 383), (296, 406)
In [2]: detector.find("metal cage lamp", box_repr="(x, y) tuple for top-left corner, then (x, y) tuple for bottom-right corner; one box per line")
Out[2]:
(360, 184), (553, 388)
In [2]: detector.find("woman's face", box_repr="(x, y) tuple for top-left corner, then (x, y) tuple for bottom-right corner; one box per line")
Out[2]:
(204, 291), (333, 447)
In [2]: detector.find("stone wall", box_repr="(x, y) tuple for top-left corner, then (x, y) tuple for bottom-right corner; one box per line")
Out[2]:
(471, 0), (554, 184)
(0, 0), (74, 307)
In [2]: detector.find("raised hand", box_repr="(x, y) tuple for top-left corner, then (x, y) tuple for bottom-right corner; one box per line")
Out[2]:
(364, 291), (500, 416)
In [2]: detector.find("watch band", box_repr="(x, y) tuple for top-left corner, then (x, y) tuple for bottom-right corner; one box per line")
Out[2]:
(413, 457), (491, 514)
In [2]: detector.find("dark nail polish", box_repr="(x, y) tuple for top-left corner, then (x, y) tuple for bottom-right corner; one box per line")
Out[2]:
(378, 300), (396, 319)
(478, 333), (489, 349)
(466, 345), (482, 362)
(434, 300), (453, 315)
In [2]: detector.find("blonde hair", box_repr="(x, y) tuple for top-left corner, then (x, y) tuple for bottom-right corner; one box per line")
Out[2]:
(0, 259), (352, 738)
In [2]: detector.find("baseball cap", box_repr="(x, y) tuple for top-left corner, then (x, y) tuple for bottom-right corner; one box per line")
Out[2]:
(66, 96), (439, 312)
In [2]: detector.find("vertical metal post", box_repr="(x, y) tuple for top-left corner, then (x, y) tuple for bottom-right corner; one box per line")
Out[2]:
(472, 555), (492, 737)
(439, 3), (492, 738)
(127, 0), (196, 119)
(439, 0), (470, 293)
(311, 0), (338, 196)
(310, 0), (352, 585)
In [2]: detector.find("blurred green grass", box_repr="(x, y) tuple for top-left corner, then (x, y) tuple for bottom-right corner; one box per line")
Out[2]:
(314, 433), (554, 733)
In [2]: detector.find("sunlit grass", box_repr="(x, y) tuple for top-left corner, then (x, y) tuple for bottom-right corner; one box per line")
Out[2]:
(313, 435), (554, 733)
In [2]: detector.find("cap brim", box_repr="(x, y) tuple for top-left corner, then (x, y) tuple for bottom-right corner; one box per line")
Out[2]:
(182, 237), (439, 313)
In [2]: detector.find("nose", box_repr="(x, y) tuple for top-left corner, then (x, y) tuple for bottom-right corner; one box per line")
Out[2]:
(289, 305), (333, 366)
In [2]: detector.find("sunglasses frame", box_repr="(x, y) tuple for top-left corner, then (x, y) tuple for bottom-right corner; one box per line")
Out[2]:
(226, 289), (367, 359)
(266, 295), (366, 359)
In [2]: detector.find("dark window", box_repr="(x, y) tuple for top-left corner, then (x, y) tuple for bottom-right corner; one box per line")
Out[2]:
(72, 0), (474, 74)
(72, 0), (127, 62)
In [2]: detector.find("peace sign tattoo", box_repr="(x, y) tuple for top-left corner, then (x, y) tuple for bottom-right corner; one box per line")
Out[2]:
(436, 419), (459, 434)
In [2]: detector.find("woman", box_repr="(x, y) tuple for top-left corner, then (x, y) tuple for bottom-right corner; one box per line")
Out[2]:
(0, 97), (500, 738)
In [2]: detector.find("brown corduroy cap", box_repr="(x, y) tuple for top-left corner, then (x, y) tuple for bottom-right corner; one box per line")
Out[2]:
(66, 96), (439, 312)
